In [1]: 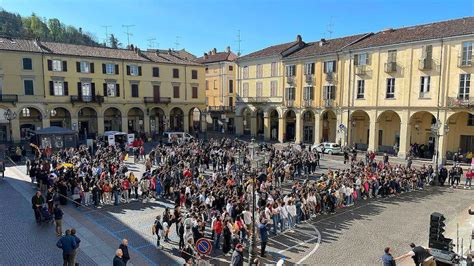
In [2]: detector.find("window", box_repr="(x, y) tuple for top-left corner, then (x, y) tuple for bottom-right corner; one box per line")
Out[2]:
(256, 82), (263, 97)
(173, 68), (179, 78)
(303, 86), (314, 100)
(192, 86), (198, 99)
(388, 50), (397, 63)
(304, 63), (315, 75)
(468, 114), (474, 126)
(242, 83), (249, 97)
(243, 66), (249, 79)
(229, 65), (233, 71)
(23, 58), (32, 70)
(192, 70), (198, 79)
(354, 53), (369, 66)
(357, 80), (365, 99)
(129, 65), (139, 76)
(80, 61), (90, 73)
(173, 86), (180, 98)
(386, 78), (395, 99)
(21, 108), (31, 117)
(107, 83), (117, 97)
(24, 79), (34, 95)
(420, 76), (431, 98)
(462, 42), (473, 66)
(106, 63), (115, 74)
(152, 67), (160, 77)
(52, 60), (62, 71)
(323, 61), (336, 73)
(213, 80), (217, 90)
(285, 65), (296, 77)
(82, 82), (91, 96)
(323, 85), (335, 100)
(459, 74), (471, 100)
(270, 81), (278, 97)
(53, 81), (64, 96)
(256, 64), (263, 78)
(229, 80), (234, 93)
(131, 84), (139, 97)
(286, 87), (295, 100)
(271, 62), (278, 77)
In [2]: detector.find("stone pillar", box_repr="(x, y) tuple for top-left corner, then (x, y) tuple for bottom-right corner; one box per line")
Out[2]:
(97, 116), (105, 135)
(263, 112), (271, 141)
(235, 116), (243, 135)
(278, 117), (285, 143)
(143, 114), (150, 134)
(314, 112), (321, 144)
(437, 122), (448, 166)
(11, 118), (20, 143)
(295, 111), (302, 144)
(121, 116), (128, 133)
(42, 117), (50, 129)
(71, 116), (79, 131)
(398, 113), (411, 158)
(250, 115), (257, 137)
(183, 114), (190, 133)
(368, 120), (379, 152)
(200, 113), (207, 133)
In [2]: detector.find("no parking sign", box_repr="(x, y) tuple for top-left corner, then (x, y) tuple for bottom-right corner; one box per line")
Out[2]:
(195, 238), (212, 255)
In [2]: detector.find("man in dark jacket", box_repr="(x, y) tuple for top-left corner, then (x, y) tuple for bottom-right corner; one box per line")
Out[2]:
(70, 228), (81, 266)
(31, 191), (44, 223)
(231, 243), (244, 266)
(119, 239), (130, 265)
(113, 249), (126, 266)
(56, 229), (77, 266)
(258, 219), (269, 257)
(54, 204), (64, 237)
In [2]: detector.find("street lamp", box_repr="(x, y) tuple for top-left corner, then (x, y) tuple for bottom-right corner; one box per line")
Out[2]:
(4, 109), (17, 143)
(247, 138), (259, 265)
(431, 120), (449, 185)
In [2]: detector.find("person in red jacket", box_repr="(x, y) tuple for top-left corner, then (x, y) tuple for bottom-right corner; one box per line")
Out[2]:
(465, 168), (473, 189)
(213, 217), (223, 250)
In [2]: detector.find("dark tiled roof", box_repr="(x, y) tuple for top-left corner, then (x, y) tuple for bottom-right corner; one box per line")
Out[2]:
(286, 34), (370, 59)
(0, 37), (42, 52)
(195, 51), (237, 64)
(238, 40), (299, 61)
(143, 51), (202, 66)
(349, 17), (474, 50)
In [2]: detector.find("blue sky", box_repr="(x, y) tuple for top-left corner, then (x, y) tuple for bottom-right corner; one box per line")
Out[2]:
(1, 0), (473, 57)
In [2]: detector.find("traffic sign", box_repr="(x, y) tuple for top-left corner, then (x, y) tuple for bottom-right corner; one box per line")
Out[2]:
(195, 238), (212, 255)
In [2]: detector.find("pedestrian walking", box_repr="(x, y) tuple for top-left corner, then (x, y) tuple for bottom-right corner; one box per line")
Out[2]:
(113, 249), (126, 266)
(381, 247), (396, 266)
(31, 191), (44, 223)
(54, 204), (64, 237)
(70, 228), (81, 266)
(231, 243), (244, 266)
(258, 219), (269, 258)
(119, 239), (130, 265)
(152, 215), (163, 249)
(56, 229), (77, 266)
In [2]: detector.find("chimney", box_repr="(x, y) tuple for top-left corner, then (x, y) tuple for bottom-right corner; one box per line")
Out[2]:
(226, 46), (231, 53)
(130, 44), (134, 50)
(168, 48), (172, 55)
(296, 34), (302, 43)
(212, 48), (217, 55)
(204, 52), (208, 59)
(155, 49), (160, 55)
(319, 38), (327, 46)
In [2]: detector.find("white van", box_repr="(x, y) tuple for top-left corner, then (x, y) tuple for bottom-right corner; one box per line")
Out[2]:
(311, 142), (342, 155)
(162, 132), (194, 144)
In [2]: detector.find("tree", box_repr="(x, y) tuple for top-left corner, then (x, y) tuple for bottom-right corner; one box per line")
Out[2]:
(47, 18), (63, 41)
(109, 34), (121, 48)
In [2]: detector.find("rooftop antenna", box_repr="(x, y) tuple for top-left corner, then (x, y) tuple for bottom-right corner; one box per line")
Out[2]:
(147, 38), (156, 49)
(326, 16), (334, 39)
(236, 30), (242, 56)
(101, 25), (112, 46)
(122, 24), (135, 46)
(174, 36), (180, 50)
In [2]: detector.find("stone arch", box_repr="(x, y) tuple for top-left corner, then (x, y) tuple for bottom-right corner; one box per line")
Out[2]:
(50, 107), (72, 129)
(269, 108), (280, 141)
(350, 110), (371, 150)
(149, 107), (166, 134)
(127, 107), (145, 134)
(302, 109), (315, 143)
(18, 106), (43, 140)
(78, 107), (98, 139)
(320, 109), (337, 143)
(169, 107), (184, 132)
(376, 110), (401, 154)
(408, 111), (437, 158)
(285, 109), (297, 142)
(445, 111), (474, 158)
(103, 107), (122, 132)
(189, 107), (202, 133)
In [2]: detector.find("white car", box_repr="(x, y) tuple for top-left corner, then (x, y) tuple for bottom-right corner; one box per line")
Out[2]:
(311, 142), (342, 155)
(162, 132), (194, 144)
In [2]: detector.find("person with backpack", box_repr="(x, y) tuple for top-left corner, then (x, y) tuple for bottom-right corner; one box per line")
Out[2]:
(152, 215), (163, 249)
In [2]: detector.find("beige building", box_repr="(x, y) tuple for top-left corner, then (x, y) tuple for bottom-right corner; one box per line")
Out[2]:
(0, 38), (206, 143)
(236, 17), (474, 164)
(195, 47), (237, 132)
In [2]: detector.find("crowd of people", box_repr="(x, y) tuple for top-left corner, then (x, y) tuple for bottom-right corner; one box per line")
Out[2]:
(26, 135), (471, 265)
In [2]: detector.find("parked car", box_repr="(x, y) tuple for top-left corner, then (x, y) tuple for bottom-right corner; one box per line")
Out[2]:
(311, 142), (342, 155)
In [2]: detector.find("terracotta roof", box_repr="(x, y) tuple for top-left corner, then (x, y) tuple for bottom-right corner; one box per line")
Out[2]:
(0, 37), (42, 52)
(143, 51), (202, 66)
(238, 40), (300, 61)
(195, 51), (237, 64)
(349, 17), (474, 50)
(285, 33), (370, 59)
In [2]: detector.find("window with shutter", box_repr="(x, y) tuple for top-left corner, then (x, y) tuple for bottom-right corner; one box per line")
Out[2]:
(153, 67), (160, 77)
(52, 60), (62, 71)
(24, 80), (34, 95)
(138, 66), (142, 76)
(102, 64), (106, 74)
(192, 86), (198, 98)
(22, 58), (32, 70)
(64, 82), (68, 95)
(173, 86), (180, 98)
(173, 69), (179, 78)
(270, 81), (277, 97)
(53, 80), (64, 96)
(462, 42), (473, 65)
(62, 61), (67, 72)
(115, 64), (119, 75)
(229, 80), (233, 93)
(90, 63), (94, 73)
(192, 70), (198, 79)
(131, 84), (139, 97)
(47, 59), (52, 71)
(116, 84), (120, 97)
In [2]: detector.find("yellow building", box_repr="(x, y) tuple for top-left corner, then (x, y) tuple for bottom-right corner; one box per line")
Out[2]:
(195, 47), (237, 132)
(0, 38), (206, 143)
(236, 16), (474, 164)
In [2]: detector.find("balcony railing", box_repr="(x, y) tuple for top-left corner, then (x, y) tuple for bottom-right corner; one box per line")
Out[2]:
(447, 96), (474, 107)
(384, 62), (397, 73)
(237, 96), (283, 104)
(0, 94), (18, 103)
(286, 100), (294, 107)
(305, 74), (313, 84)
(70, 95), (104, 104)
(355, 65), (367, 75)
(144, 97), (171, 104)
(458, 56), (473, 68)
(325, 72), (335, 82)
(207, 106), (235, 113)
(418, 58), (432, 70)
(302, 100), (313, 107)
(286, 76), (295, 85)
(324, 99), (334, 108)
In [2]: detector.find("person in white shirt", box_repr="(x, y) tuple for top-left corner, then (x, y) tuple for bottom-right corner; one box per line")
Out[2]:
(286, 200), (297, 232)
(280, 202), (289, 231)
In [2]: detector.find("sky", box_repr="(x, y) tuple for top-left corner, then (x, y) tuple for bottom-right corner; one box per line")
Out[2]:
(1, 0), (473, 57)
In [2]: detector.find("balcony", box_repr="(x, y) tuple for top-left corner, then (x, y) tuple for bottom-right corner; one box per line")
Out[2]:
(207, 106), (235, 113)
(384, 62), (397, 73)
(70, 95), (104, 104)
(325, 72), (335, 82)
(305, 74), (314, 84)
(418, 58), (432, 70)
(458, 56), (472, 68)
(324, 99), (334, 108)
(302, 100), (313, 108)
(0, 94), (18, 103)
(355, 65), (367, 75)
(447, 96), (474, 108)
(144, 97), (171, 104)
(286, 76), (296, 85)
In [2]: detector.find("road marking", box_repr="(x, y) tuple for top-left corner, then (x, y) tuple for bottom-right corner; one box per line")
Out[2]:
(296, 222), (321, 264)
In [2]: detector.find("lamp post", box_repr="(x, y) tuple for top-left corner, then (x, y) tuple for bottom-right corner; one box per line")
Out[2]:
(4, 109), (17, 143)
(247, 138), (259, 265)
(431, 120), (449, 185)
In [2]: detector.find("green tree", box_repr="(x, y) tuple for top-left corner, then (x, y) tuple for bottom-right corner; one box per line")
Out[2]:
(109, 34), (121, 48)
(47, 18), (63, 41)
